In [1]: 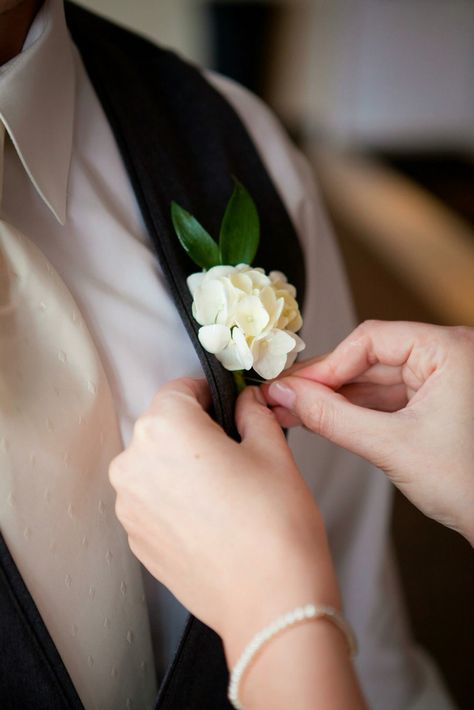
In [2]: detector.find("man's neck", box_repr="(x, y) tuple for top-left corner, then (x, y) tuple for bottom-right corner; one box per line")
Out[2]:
(0, 0), (43, 66)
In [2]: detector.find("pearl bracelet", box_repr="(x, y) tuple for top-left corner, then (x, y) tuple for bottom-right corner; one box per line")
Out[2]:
(227, 603), (357, 710)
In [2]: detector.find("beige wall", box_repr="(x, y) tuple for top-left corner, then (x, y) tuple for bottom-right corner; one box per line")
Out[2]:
(305, 0), (474, 150)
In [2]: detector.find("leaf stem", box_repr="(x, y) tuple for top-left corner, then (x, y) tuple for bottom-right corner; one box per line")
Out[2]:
(233, 370), (247, 394)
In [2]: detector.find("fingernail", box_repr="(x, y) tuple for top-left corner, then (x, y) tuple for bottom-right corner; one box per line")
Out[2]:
(254, 387), (266, 405)
(268, 382), (296, 410)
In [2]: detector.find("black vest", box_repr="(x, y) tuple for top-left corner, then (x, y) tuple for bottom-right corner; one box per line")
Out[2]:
(0, 3), (305, 707)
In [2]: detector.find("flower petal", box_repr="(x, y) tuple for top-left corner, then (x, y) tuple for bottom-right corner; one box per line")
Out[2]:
(198, 324), (231, 354)
(260, 287), (284, 331)
(253, 349), (288, 380)
(193, 279), (229, 325)
(270, 271), (296, 296)
(235, 295), (269, 336)
(202, 265), (235, 282)
(284, 332), (306, 369)
(247, 269), (270, 289)
(252, 329), (297, 379)
(187, 272), (205, 297)
(289, 331), (306, 353)
(217, 327), (254, 371)
(229, 271), (253, 294)
(232, 327), (254, 370)
(286, 311), (303, 333)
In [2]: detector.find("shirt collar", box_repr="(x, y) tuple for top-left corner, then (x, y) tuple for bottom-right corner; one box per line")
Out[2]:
(0, 0), (75, 224)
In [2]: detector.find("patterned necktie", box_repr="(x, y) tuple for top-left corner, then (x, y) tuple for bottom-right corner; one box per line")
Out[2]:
(0, 121), (156, 709)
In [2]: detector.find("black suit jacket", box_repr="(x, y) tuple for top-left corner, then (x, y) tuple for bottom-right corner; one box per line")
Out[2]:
(0, 3), (305, 707)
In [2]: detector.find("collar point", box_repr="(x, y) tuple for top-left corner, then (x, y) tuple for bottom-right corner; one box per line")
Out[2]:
(48, 197), (67, 226)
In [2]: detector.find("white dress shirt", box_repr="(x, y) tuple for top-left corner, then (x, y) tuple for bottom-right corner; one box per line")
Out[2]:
(0, 1), (453, 708)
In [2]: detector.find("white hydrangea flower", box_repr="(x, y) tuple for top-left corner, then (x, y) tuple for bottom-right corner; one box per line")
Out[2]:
(188, 264), (305, 380)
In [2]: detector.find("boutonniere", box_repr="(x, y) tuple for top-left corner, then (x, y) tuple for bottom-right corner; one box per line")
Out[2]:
(171, 178), (305, 390)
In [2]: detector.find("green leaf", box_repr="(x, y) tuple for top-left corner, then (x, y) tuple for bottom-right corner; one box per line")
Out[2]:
(233, 370), (247, 393)
(219, 178), (260, 266)
(171, 202), (220, 270)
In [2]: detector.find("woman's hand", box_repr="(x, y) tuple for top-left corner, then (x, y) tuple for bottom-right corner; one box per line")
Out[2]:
(264, 321), (474, 545)
(109, 379), (339, 665)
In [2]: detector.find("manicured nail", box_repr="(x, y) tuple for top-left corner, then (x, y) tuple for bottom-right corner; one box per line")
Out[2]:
(268, 382), (296, 410)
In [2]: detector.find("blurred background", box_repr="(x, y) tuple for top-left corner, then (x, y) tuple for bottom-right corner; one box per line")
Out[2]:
(76, 1), (474, 706)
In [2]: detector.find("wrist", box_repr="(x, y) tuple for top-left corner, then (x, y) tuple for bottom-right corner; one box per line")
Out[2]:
(221, 546), (341, 668)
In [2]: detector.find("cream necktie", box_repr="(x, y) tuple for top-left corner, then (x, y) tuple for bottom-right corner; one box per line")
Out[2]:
(0, 122), (156, 709)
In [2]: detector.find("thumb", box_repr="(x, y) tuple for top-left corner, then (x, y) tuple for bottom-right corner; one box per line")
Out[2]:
(235, 386), (288, 453)
(268, 377), (402, 468)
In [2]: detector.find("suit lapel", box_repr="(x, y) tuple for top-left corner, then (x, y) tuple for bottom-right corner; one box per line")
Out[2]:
(0, 533), (83, 708)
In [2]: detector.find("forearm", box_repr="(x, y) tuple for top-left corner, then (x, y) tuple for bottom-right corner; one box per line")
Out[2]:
(221, 544), (366, 710)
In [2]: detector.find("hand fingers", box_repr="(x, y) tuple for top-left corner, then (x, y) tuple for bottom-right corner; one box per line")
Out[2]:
(264, 380), (407, 421)
(271, 406), (302, 428)
(337, 382), (409, 412)
(267, 376), (405, 467)
(146, 376), (218, 431)
(151, 377), (212, 413)
(292, 321), (443, 389)
(136, 377), (222, 445)
(342, 362), (404, 386)
(235, 387), (288, 454)
(274, 351), (329, 377)
(277, 361), (408, 389)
